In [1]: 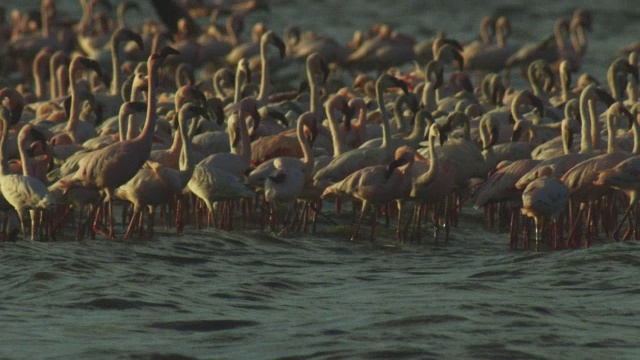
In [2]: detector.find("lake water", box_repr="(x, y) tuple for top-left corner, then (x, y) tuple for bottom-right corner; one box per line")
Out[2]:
(3, 1), (640, 359)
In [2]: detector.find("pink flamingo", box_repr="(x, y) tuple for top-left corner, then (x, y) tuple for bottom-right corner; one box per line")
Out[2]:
(313, 74), (408, 187)
(521, 166), (570, 251)
(59, 46), (179, 239)
(321, 143), (417, 241)
(561, 102), (635, 247)
(116, 103), (206, 239)
(0, 106), (53, 240)
(264, 112), (317, 234)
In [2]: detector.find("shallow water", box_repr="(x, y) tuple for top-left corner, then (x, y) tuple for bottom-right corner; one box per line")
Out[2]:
(4, 1), (640, 359)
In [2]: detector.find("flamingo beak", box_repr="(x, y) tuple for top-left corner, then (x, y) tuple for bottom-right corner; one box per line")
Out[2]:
(79, 57), (103, 79)
(511, 123), (522, 142)
(272, 33), (287, 58)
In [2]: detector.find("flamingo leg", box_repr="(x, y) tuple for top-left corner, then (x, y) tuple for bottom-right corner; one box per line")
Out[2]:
(351, 201), (368, 241)
(613, 202), (634, 241)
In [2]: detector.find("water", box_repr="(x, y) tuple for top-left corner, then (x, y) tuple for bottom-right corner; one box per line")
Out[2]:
(3, 1), (640, 359)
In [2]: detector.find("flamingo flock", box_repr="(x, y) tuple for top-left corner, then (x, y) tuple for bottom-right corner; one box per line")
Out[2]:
(1, 1), (640, 251)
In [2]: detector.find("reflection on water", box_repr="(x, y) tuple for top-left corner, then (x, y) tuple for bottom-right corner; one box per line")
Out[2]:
(3, 1), (640, 359)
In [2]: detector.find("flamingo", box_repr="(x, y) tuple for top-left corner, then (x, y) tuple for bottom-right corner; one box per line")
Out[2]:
(521, 166), (570, 251)
(264, 112), (317, 233)
(59, 46), (179, 239)
(116, 103), (206, 239)
(344, 24), (415, 72)
(0, 106), (53, 240)
(313, 74), (408, 187)
(516, 85), (614, 190)
(321, 143), (416, 241)
(463, 16), (518, 73)
(197, 97), (260, 178)
(561, 102), (635, 247)
(49, 56), (103, 146)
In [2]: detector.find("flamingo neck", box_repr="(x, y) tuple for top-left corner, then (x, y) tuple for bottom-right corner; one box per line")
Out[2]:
(589, 99), (600, 151)
(578, 91), (593, 154)
(326, 105), (345, 156)
(606, 113), (617, 154)
(137, 62), (158, 146)
(238, 110), (251, 164)
(57, 65), (69, 98)
(421, 82), (437, 113)
(308, 67), (319, 118)
(633, 114), (640, 155)
(0, 116), (8, 175)
(555, 23), (566, 51)
(178, 113), (194, 184)
(561, 120), (572, 154)
(561, 68), (570, 103)
(257, 38), (270, 101)
(407, 112), (426, 141)
(110, 35), (123, 95)
(41, 2), (50, 39)
(297, 117), (314, 178)
(66, 69), (81, 135)
(33, 57), (47, 100)
(418, 132), (438, 185)
(17, 134), (31, 177)
(393, 94), (409, 133)
(376, 84), (392, 149)
(233, 66), (245, 103)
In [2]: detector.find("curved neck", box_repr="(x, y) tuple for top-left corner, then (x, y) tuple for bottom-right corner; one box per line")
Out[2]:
(589, 99), (600, 151)
(393, 94), (410, 133)
(297, 117), (314, 177)
(178, 114), (194, 183)
(66, 67), (81, 134)
(606, 112), (617, 154)
(578, 91), (593, 154)
(110, 35), (123, 95)
(560, 66), (570, 102)
(233, 67), (246, 103)
(633, 113), (640, 155)
(421, 82), (437, 113)
(137, 61), (158, 144)
(495, 25), (506, 48)
(407, 112), (427, 141)
(561, 120), (572, 154)
(555, 22), (567, 50)
(0, 116), (8, 175)
(257, 37), (270, 101)
(18, 134), (30, 176)
(418, 132), (438, 184)
(527, 68), (543, 97)
(57, 65), (69, 98)
(376, 84), (392, 148)
(33, 57), (47, 100)
(307, 65), (320, 119)
(237, 110), (251, 163)
(41, 2), (49, 39)
(326, 104), (345, 156)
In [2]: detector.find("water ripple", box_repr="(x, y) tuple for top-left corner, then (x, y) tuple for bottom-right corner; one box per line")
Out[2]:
(147, 319), (260, 332)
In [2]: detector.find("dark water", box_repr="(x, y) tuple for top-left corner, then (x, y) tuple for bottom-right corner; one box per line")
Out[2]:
(4, 1), (640, 359)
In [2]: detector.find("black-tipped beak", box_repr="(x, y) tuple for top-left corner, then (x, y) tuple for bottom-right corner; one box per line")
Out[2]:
(391, 77), (409, 94)
(267, 109), (287, 127)
(127, 101), (147, 113)
(272, 33), (286, 58)
(79, 57), (103, 79)
(595, 88), (616, 107)
(268, 171), (287, 184)
(511, 124), (522, 142)
(620, 105), (634, 130)
(320, 57), (329, 84)
(453, 50), (464, 70)
(207, 98), (225, 125)
(158, 46), (180, 59)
